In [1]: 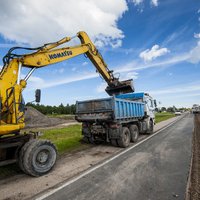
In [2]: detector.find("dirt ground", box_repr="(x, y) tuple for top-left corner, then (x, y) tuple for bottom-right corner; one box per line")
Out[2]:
(185, 114), (200, 200)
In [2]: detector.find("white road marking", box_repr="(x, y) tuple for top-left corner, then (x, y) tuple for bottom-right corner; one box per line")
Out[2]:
(35, 116), (185, 200)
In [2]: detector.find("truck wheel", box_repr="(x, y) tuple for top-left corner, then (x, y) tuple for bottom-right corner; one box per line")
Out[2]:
(82, 136), (90, 143)
(88, 137), (101, 144)
(23, 140), (57, 177)
(18, 139), (37, 174)
(147, 120), (154, 135)
(110, 139), (118, 147)
(117, 127), (130, 148)
(129, 125), (139, 143)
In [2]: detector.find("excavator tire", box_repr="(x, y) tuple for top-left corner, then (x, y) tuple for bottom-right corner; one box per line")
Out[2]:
(23, 140), (57, 177)
(117, 127), (130, 148)
(18, 139), (37, 174)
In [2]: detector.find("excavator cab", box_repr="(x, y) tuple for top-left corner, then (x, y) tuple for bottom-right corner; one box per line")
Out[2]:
(105, 79), (134, 96)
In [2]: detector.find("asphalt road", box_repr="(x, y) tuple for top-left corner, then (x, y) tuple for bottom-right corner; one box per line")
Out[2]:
(43, 114), (193, 200)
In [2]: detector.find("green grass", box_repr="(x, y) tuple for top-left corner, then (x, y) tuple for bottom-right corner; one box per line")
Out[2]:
(39, 124), (86, 154)
(155, 112), (176, 123)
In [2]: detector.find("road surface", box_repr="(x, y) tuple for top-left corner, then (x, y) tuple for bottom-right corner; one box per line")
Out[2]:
(40, 114), (193, 200)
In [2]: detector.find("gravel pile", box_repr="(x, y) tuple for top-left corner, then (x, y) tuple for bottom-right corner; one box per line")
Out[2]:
(24, 106), (67, 128)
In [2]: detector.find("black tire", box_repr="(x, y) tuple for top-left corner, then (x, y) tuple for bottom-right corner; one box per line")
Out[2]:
(88, 137), (101, 144)
(117, 127), (130, 148)
(147, 120), (154, 135)
(82, 136), (90, 143)
(129, 125), (139, 143)
(23, 140), (57, 177)
(18, 139), (37, 174)
(110, 139), (118, 147)
(88, 137), (95, 144)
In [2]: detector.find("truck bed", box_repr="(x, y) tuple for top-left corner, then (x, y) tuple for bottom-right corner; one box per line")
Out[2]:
(76, 97), (145, 122)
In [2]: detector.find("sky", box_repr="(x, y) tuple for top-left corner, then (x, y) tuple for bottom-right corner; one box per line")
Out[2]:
(0, 0), (200, 108)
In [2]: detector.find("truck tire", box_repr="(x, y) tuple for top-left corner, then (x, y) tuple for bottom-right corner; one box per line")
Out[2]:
(82, 136), (90, 143)
(117, 127), (130, 148)
(23, 140), (57, 177)
(110, 139), (118, 147)
(129, 125), (139, 143)
(18, 139), (37, 174)
(147, 120), (154, 135)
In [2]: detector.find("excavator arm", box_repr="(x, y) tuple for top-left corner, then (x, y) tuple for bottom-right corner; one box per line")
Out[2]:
(17, 31), (133, 95)
(0, 31), (134, 135)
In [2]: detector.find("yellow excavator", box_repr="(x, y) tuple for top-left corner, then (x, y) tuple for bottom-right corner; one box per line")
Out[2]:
(0, 31), (134, 176)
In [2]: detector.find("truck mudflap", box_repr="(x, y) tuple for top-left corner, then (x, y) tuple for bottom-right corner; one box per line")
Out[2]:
(108, 124), (123, 139)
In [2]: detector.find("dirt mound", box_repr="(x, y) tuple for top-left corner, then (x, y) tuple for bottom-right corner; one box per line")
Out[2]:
(24, 106), (67, 128)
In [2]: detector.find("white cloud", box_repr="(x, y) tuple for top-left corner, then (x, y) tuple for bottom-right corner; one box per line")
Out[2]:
(188, 41), (200, 64)
(194, 33), (200, 39)
(120, 71), (138, 80)
(115, 53), (189, 73)
(150, 82), (200, 95)
(71, 67), (77, 72)
(22, 51), (193, 94)
(82, 62), (88, 66)
(139, 45), (170, 62)
(0, 0), (128, 48)
(151, 0), (159, 7)
(96, 82), (107, 93)
(132, 0), (144, 6)
(26, 72), (98, 91)
(58, 68), (64, 74)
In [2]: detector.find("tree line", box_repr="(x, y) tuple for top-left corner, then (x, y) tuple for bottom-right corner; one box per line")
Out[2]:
(26, 103), (76, 115)
(158, 106), (188, 113)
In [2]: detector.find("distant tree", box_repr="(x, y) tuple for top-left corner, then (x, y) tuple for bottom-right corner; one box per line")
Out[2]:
(161, 107), (167, 112)
(26, 102), (76, 115)
(167, 107), (174, 112)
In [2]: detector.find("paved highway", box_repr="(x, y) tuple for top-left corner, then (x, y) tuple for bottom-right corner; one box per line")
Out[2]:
(41, 114), (193, 200)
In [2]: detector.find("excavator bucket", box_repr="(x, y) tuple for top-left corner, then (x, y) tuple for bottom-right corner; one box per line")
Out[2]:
(105, 79), (134, 96)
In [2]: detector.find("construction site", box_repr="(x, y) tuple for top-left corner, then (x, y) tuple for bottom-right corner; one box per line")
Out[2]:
(0, 0), (200, 199)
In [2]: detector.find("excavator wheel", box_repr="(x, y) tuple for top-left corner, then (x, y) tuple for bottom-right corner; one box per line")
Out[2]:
(22, 140), (57, 177)
(18, 139), (37, 174)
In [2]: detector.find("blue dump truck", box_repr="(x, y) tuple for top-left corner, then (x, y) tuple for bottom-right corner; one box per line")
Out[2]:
(75, 92), (157, 148)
